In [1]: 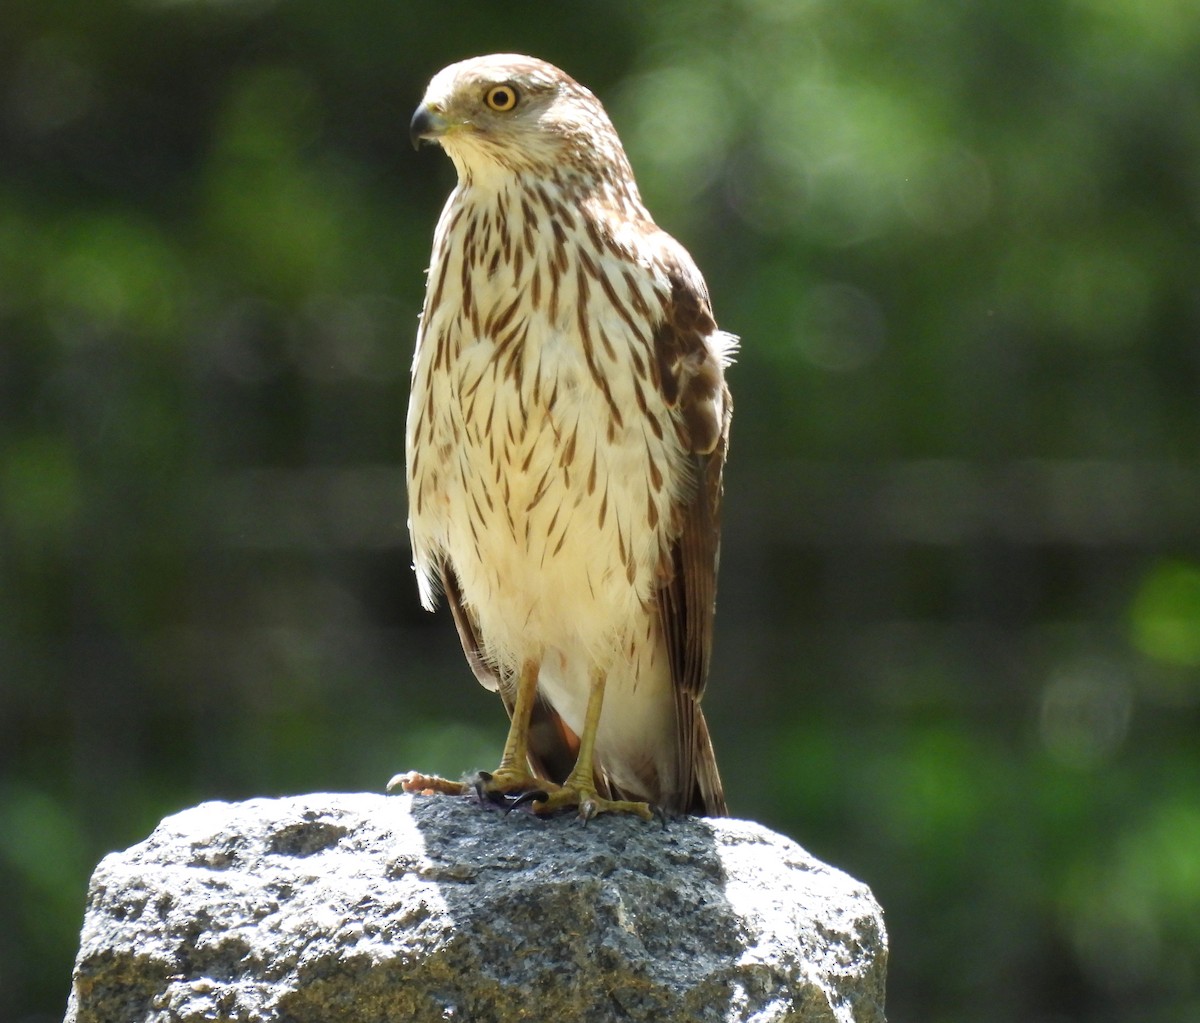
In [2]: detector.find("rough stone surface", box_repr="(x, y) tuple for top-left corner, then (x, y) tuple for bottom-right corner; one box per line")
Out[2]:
(65, 792), (887, 1023)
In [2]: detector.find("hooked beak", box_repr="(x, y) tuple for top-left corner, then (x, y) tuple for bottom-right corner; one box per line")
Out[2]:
(410, 103), (448, 150)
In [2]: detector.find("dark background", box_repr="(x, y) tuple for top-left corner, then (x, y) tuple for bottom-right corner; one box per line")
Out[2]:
(3, 2), (1198, 1021)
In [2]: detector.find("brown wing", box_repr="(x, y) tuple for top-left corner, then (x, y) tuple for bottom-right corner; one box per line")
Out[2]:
(652, 266), (731, 817)
(438, 562), (603, 791)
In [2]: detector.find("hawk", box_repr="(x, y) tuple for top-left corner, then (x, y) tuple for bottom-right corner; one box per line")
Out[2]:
(398, 54), (734, 818)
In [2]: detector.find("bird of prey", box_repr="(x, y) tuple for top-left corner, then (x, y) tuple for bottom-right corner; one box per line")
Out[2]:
(396, 54), (734, 818)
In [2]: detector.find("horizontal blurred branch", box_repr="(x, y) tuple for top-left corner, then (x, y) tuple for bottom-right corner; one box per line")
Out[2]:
(209, 459), (1200, 552)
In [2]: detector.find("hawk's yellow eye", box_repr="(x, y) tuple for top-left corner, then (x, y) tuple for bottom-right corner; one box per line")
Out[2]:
(484, 84), (519, 112)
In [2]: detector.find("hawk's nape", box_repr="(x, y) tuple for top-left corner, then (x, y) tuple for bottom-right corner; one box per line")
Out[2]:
(395, 54), (734, 818)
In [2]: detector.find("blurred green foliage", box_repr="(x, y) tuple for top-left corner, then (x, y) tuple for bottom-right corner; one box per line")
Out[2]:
(2, 2), (1198, 1021)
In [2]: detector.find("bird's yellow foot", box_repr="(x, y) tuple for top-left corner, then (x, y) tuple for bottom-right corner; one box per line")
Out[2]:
(531, 782), (653, 821)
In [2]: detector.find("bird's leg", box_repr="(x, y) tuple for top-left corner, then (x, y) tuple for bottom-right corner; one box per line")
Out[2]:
(390, 658), (556, 802)
(478, 656), (557, 795)
(532, 668), (653, 820)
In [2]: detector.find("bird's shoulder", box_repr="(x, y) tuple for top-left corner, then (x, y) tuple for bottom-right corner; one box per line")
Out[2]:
(636, 232), (736, 458)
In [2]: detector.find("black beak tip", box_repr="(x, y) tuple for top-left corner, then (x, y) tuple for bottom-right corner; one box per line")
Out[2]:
(410, 105), (435, 151)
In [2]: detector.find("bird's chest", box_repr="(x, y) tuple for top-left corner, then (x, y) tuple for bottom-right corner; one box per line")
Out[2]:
(422, 303), (666, 567)
(408, 225), (682, 645)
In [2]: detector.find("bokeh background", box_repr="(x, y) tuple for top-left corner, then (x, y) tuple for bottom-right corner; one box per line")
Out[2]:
(3, 2), (1199, 1020)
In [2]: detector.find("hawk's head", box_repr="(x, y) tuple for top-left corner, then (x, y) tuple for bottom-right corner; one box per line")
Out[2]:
(411, 54), (628, 184)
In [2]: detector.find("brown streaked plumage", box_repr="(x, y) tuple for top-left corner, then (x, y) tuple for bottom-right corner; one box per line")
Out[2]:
(399, 54), (735, 817)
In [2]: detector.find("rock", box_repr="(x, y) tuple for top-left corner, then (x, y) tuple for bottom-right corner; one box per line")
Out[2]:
(65, 792), (887, 1023)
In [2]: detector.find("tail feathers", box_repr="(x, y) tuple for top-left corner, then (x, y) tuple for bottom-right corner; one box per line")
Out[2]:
(666, 694), (727, 817)
(687, 706), (727, 816)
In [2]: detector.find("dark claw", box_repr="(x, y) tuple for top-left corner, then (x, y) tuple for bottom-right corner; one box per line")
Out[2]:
(468, 771), (549, 814)
(507, 789), (550, 814)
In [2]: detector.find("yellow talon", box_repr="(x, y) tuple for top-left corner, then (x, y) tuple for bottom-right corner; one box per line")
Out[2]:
(532, 784), (652, 821)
